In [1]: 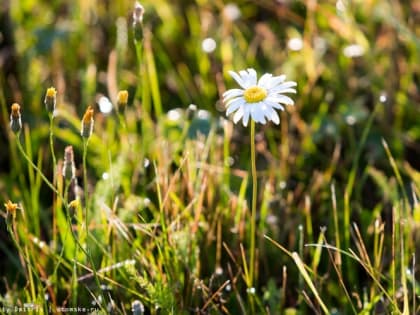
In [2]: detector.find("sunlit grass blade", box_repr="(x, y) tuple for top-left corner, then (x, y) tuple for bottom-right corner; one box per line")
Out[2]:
(291, 252), (330, 315)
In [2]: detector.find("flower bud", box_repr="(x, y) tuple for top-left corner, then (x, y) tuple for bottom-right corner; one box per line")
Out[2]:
(62, 146), (76, 181)
(81, 106), (94, 138)
(117, 90), (129, 114)
(186, 104), (197, 120)
(131, 300), (144, 315)
(133, 2), (144, 23)
(132, 2), (145, 42)
(10, 103), (22, 133)
(4, 200), (18, 220)
(44, 87), (57, 113)
(68, 199), (80, 210)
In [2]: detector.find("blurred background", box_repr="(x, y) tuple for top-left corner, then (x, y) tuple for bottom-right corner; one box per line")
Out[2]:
(1, 0), (419, 170)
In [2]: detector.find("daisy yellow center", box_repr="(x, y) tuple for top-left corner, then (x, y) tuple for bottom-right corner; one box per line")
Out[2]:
(243, 86), (267, 103)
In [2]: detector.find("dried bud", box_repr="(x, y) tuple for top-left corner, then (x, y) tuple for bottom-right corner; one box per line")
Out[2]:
(132, 2), (145, 42)
(81, 106), (94, 138)
(117, 90), (129, 113)
(62, 146), (76, 181)
(131, 300), (144, 315)
(186, 104), (197, 120)
(44, 87), (57, 113)
(4, 200), (18, 220)
(68, 199), (80, 210)
(133, 2), (145, 23)
(10, 103), (22, 133)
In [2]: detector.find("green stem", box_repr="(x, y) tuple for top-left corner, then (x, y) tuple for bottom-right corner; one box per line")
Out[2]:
(49, 113), (57, 179)
(249, 120), (257, 290)
(15, 132), (61, 199)
(82, 138), (89, 233)
(49, 113), (58, 283)
(7, 219), (41, 306)
(134, 40), (144, 107)
(81, 137), (106, 308)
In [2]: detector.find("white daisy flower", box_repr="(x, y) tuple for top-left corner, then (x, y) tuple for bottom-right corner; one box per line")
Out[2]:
(223, 68), (297, 127)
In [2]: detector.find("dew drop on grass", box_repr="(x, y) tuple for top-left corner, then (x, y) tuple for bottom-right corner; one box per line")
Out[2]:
(345, 115), (356, 125)
(343, 44), (364, 58)
(288, 37), (303, 51)
(167, 109), (182, 121)
(223, 3), (241, 21)
(379, 92), (387, 103)
(98, 96), (113, 114)
(197, 109), (211, 120)
(143, 198), (151, 207)
(246, 287), (256, 295)
(266, 214), (277, 225)
(225, 156), (234, 166)
(336, 0), (346, 12)
(202, 38), (217, 53)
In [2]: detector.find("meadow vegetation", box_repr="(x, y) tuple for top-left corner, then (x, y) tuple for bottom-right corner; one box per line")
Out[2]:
(0, 0), (419, 314)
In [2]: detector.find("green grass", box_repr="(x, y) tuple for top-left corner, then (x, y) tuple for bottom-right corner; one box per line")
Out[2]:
(1, 0), (419, 314)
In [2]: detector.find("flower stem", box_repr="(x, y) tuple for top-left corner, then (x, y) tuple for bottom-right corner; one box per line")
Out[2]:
(249, 120), (257, 290)
(49, 113), (57, 178)
(48, 113), (59, 263)
(81, 137), (107, 307)
(82, 138), (89, 231)
(7, 215), (43, 309)
(15, 132), (61, 199)
(82, 138), (91, 254)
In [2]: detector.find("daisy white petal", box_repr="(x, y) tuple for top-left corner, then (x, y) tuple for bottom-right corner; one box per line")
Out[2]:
(233, 106), (244, 124)
(226, 98), (246, 115)
(245, 68), (258, 86)
(228, 71), (248, 89)
(264, 99), (285, 110)
(223, 88), (244, 100)
(273, 95), (295, 105)
(242, 107), (251, 126)
(251, 105), (266, 124)
(268, 107), (280, 124)
(264, 75), (286, 89)
(261, 104), (276, 123)
(257, 73), (273, 87)
(271, 81), (297, 90)
(269, 88), (297, 94)
(237, 69), (257, 88)
(225, 97), (241, 107)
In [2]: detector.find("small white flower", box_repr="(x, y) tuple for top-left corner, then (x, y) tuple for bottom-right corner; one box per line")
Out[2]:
(223, 68), (297, 127)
